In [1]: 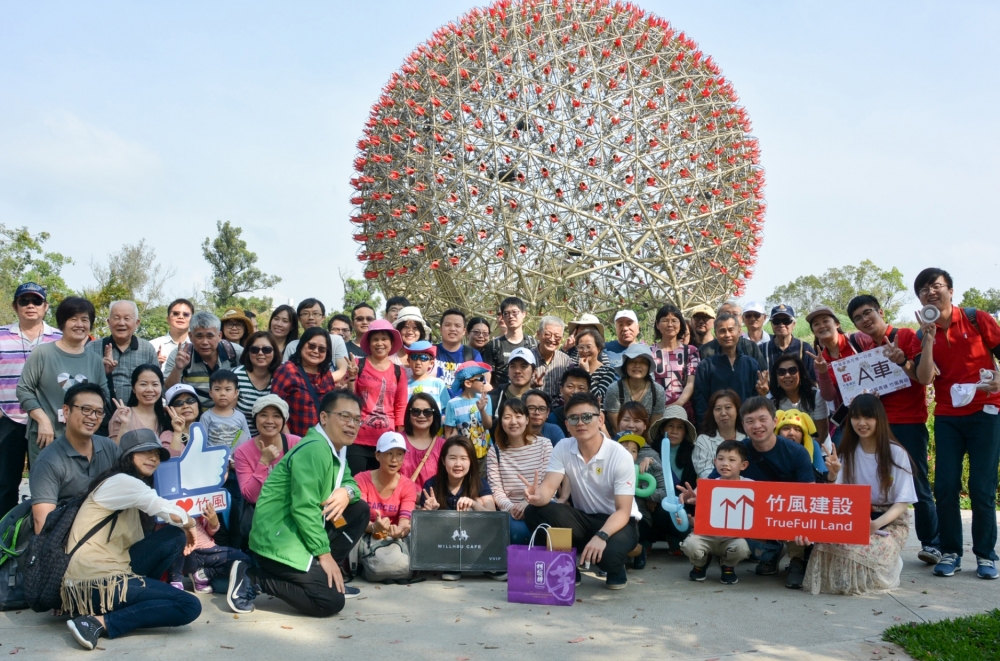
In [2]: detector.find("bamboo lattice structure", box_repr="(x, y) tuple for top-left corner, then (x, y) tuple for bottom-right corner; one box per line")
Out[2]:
(350, 0), (765, 322)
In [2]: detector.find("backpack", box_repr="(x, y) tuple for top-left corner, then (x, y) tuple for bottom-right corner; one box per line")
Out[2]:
(23, 494), (120, 613)
(357, 357), (402, 383)
(0, 501), (33, 611)
(358, 535), (412, 583)
(617, 378), (660, 412)
(917, 307), (1000, 363)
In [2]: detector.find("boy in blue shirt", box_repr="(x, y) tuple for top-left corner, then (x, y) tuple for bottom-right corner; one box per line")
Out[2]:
(443, 362), (493, 469)
(406, 341), (449, 411)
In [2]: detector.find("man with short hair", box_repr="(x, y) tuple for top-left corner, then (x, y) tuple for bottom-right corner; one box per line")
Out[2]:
(28, 383), (121, 533)
(164, 311), (243, 408)
(533, 316), (573, 398)
(86, 300), (157, 406)
(248, 390), (369, 615)
(150, 298), (194, 368)
(911, 268), (1000, 579)
(482, 297), (537, 386)
(384, 297), (410, 324)
(0, 282), (61, 515)
(489, 347), (536, 418)
(688, 305), (716, 350)
(605, 310), (639, 367)
(547, 367), (593, 438)
(692, 314), (763, 424)
(741, 301), (770, 346)
(522, 391), (640, 590)
(718, 300), (742, 320)
(282, 299), (348, 380)
(699, 303), (765, 367)
(761, 304), (816, 380)
(328, 314), (353, 343)
(345, 303), (376, 358)
(847, 294), (939, 564)
(435, 308), (482, 388)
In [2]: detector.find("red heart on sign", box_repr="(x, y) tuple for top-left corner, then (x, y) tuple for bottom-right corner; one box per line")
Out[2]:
(177, 499), (194, 512)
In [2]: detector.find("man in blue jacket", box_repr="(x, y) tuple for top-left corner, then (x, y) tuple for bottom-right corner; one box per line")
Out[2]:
(692, 314), (764, 424)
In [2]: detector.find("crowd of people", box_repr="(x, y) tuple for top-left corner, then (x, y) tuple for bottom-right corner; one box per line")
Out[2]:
(1, 265), (999, 650)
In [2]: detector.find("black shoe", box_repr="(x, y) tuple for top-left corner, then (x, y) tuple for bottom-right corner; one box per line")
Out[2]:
(720, 565), (739, 585)
(67, 615), (105, 650)
(632, 547), (647, 570)
(226, 560), (257, 614)
(689, 563), (709, 581)
(785, 557), (806, 589)
(605, 566), (628, 590)
(755, 555), (779, 576)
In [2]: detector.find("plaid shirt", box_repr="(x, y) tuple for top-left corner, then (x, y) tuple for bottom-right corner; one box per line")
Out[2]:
(270, 360), (338, 437)
(0, 322), (62, 424)
(532, 348), (574, 399)
(86, 335), (158, 404)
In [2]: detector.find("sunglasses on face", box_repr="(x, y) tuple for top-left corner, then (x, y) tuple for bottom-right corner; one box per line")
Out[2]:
(776, 366), (799, 377)
(409, 407), (435, 418)
(304, 343), (327, 353)
(169, 310), (191, 317)
(17, 296), (44, 307)
(354, 315), (375, 323)
(565, 412), (598, 425)
(171, 397), (199, 407)
(409, 354), (433, 362)
(771, 318), (793, 327)
(248, 345), (274, 355)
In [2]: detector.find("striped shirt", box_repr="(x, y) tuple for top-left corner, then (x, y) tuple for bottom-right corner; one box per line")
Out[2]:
(0, 322), (61, 424)
(85, 335), (158, 404)
(233, 365), (272, 437)
(485, 436), (553, 512)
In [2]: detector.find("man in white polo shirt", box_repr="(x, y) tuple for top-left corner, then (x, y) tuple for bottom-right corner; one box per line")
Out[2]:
(521, 391), (640, 590)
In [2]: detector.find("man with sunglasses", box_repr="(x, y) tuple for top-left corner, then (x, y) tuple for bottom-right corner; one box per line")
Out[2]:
(761, 304), (817, 381)
(521, 391), (640, 590)
(151, 298), (194, 369)
(0, 282), (62, 515)
(345, 303), (376, 359)
(481, 297), (537, 387)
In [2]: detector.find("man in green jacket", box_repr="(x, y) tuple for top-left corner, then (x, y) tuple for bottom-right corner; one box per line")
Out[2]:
(246, 390), (370, 617)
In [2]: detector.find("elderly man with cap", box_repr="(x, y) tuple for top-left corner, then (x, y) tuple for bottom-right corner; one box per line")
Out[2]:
(532, 316), (574, 398)
(742, 301), (770, 346)
(761, 304), (817, 380)
(687, 304), (716, 351)
(164, 311), (243, 409)
(0, 282), (62, 515)
(605, 309), (641, 369)
(86, 300), (157, 413)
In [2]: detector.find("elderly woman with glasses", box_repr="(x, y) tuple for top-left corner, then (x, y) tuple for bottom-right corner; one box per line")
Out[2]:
(270, 327), (338, 437)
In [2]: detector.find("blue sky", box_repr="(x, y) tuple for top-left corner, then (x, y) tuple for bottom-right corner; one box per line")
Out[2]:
(1, 1), (997, 316)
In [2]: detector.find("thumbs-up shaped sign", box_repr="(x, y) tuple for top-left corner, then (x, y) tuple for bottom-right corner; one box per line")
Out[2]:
(154, 421), (229, 498)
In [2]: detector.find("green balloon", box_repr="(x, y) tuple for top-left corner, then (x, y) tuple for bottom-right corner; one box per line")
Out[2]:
(634, 465), (656, 498)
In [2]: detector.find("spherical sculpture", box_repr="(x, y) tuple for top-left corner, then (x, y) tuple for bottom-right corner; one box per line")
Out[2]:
(350, 0), (765, 321)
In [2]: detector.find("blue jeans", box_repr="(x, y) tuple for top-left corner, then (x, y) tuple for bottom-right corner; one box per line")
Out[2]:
(934, 412), (1000, 560)
(91, 577), (201, 639)
(509, 515), (531, 546)
(130, 526), (186, 579)
(890, 423), (939, 548)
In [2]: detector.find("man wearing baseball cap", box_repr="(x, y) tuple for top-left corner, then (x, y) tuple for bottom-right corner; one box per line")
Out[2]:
(0, 282), (61, 515)
(687, 304), (716, 351)
(742, 301), (770, 346)
(489, 347), (537, 424)
(762, 304), (817, 380)
(606, 309), (640, 369)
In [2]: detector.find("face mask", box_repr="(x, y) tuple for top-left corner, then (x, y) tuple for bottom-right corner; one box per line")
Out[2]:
(950, 383), (977, 408)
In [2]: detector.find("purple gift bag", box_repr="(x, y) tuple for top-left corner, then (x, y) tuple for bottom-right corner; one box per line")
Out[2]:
(507, 525), (576, 606)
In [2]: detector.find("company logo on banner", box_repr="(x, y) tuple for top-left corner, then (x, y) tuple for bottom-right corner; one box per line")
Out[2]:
(154, 422), (230, 517)
(832, 347), (911, 405)
(694, 479), (871, 545)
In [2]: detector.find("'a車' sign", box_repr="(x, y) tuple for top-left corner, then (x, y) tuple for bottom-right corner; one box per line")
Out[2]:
(693, 480), (872, 545)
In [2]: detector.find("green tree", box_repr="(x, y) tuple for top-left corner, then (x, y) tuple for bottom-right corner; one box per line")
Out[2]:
(769, 260), (909, 322)
(334, 268), (382, 318)
(202, 221), (281, 309)
(959, 287), (1000, 314)
(0, 225), (73, 325)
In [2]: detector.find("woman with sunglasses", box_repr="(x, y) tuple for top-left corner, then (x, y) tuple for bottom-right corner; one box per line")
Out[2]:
(401, 393), (446, 486)
(160, 384), (201, 456)
(270, 327), (337, 437)
(234, 331), (281, 437)
(768, 354), (829, 447)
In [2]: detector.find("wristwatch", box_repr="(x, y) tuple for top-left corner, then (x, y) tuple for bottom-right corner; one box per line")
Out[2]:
(344, 485), (356, 500)
(595, 531), (610, 542)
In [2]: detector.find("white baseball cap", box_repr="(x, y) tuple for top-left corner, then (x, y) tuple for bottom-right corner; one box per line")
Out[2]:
(376, 431), (408, 453)
(508, 347), (537, 366)
(614, 309), (639, 324)
(743, 301), (766, 316)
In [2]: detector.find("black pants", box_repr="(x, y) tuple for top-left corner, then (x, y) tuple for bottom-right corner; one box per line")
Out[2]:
(346, 445), (379, 476)
(214, 472), (245, 551)
(639, 505), (691, 548)
(890, 422), (939, 548)
(130, 526), (186, 579)
(524, 502), (639, 574)
(252, 499), (369, 617)
(0, 417), (28, 517)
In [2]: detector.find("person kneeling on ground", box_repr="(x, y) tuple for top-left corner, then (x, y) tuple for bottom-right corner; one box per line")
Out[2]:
(678, 440), (752, 584)
(64, 429), (201, 650)
(247, 391), (370, 616)
(521, 392), (641, 590)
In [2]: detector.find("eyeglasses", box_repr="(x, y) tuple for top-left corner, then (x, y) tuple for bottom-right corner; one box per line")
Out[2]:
(501, 309), (523, 318)
(331, 326), (351, 335)
(71, 404), (105, 419)
(743, 312), (762, 320)
(248, 345), (274, 355)
(409, 407), (435, 417)
(775, 366), (799, 377)
(304, 343), (327, 354)
(526, 405), (549, 414)
(331, 410), (362, 426)
(918, 282), (948, 297)
(771, 318), (793, 327)
(17, 296), (44, 307)
(299, 311), (324, 320)
(408, 354), (433, 362)
(470, 330), (490, 337)
(171, 397), (199, 407)
(565, 412), (598, 426)
(354, 315), (376, 323)
(169, 310), (191, 318)
(851, 308), (878, 324)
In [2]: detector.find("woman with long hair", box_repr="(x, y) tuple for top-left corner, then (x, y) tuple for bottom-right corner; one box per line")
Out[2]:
(400, 393), (446, 486)
(802, 394), (916, 595)
(692, 390), (745, 477)
(768, 354), (829, 445)
(234, 331), (281, 437)
(267, 304), (299, 356)
(270, 327), (337, 436)
(650, 304), (700, 413)
(108, 364), (171, 441)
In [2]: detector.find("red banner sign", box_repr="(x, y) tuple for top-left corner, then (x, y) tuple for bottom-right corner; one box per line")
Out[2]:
(693, 479), (872, 545)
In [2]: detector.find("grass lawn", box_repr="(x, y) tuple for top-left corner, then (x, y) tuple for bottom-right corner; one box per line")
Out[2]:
(882, 609), (1000, 661)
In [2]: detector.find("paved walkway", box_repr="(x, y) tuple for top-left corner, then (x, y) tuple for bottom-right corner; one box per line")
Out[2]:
(2, 513), (995, 660)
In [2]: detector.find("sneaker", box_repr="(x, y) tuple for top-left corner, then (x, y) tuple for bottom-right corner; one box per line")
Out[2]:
(67, 615), (104, 651)
(632, 547), (647, 570)
(976, 557), (999, 580)
(720, 565), (739, 585)
(169, 580), (185, 591)
(344, 585), (361, 598)
(689, 563), (709, 582)
(933, 553), (962, 577)
(226, 560), (257, 614)
(441, 572), (461, 581)
(486, 571), (508, 581)
(785, 557), (806, 590)
(605, 566), (628, 590)
(918, 546), (943, 565)
(755, 555), (779, 576)
(191, 569), (213, 594)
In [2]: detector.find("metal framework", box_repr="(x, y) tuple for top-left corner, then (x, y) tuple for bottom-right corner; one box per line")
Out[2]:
(350, 0), (765, 321)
